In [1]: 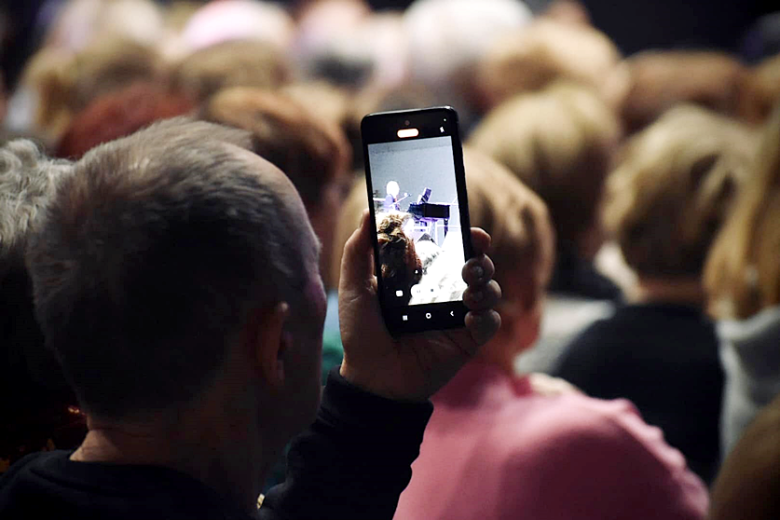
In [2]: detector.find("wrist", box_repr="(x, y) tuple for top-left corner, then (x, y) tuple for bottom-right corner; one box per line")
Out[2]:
(339, 361), (427, 403)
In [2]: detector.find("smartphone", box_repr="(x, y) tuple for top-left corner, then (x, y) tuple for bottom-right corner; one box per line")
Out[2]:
(361, 106), (473, 336)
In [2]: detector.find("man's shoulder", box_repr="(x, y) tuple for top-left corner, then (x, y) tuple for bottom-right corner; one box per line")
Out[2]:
(0, 450), (254, 520)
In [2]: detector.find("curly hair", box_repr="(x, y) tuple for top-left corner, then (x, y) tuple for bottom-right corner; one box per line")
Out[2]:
(377, 213), (422, 304)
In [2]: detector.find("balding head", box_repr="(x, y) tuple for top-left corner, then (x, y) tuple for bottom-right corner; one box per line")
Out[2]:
(27, 118), (317, 419)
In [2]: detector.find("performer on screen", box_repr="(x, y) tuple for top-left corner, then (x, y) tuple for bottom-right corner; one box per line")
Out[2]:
(384, 181), (401, 212)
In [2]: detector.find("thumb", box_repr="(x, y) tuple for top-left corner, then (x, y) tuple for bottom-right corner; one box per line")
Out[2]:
(339, 210), (375, 292)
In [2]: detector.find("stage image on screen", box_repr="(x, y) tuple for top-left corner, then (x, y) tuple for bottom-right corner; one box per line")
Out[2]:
(368, 136), (467, 307)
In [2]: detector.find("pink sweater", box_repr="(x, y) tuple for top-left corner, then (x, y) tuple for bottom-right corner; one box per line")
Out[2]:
(395, 362), (708, 520)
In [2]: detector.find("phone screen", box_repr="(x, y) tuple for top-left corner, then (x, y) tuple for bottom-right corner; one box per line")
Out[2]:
(367, 135), (468, 309)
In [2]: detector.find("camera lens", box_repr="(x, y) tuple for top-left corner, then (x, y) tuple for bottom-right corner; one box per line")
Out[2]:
(404, 120), (410, 126)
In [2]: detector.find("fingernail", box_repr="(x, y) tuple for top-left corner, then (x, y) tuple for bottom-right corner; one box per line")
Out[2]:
(472, 291), (483, 302)
(471, 265), (484, 279)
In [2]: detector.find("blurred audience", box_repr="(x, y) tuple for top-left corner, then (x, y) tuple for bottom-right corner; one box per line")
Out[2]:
(395, 149), (708, 520)
(738, 53), (780, 125)
(403, 0), (533, 127)
(56, 82), (194, 159)
(0, 139), (84, 473)
(469, 82), (622, 374)
(554, 106), (756, 484)
(200, 87), (352, 289)
(10, 37), (163, 142)
(705, 105), (780, 457)
(477, 19), (627, 112)
(620, 51), (747, 134)
(169, 39), (290, 104)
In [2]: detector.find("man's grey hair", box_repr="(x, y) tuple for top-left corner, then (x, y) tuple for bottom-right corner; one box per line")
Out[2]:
(27, 117), (311, 419)
(0, 139), (72, 276)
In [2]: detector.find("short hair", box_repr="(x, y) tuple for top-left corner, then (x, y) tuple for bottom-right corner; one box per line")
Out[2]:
(200, 87), (350, 210)
(170, 40), (290, 104)
(605, 105), (754, 281)
(377, 213), (422, 304)
(477, 19), (624, 110)
(705, 105), (780, 319)
(464, 148), (554, 310)
(468, 82), (619, 251)
(620, 51), (747, 134)
(27, 118), (309, 419)
(56, 82), (195, 160)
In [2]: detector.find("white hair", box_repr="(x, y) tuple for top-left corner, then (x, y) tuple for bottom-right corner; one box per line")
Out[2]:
(404, 0), (532, 93)
(0, 140), (71, 270)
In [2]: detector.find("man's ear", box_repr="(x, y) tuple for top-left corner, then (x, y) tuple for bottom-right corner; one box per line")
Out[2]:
(243, 302), (290, 390)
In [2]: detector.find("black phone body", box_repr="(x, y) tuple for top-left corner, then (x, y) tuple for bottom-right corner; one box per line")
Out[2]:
(361, 106), (473, 336)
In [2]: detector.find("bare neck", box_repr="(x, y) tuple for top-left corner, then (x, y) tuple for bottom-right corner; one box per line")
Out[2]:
(634, 277), (705, 308)
(71, 403), (272, 514)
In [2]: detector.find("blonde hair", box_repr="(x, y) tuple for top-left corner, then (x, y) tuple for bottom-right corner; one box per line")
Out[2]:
(705, 105), (780, 319)
(477, 19), (625, 111)
(170, 40), (289, 104)
(22, 38), (163, 140)
(464, 149), (554, 309)
(469, 82), (619, 250)
(606, 105), (754, 281)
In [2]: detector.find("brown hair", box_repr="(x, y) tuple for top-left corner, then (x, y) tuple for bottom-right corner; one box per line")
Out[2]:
(170, 40), (289, 104)
(738, 54), (780, 125)
(377, 213), (422, 305)
(621, 50), (747, 134)
(464, 148), (554, 310)
(56, 82), (194, 160)
(469, 82), (619, 253)
(477, 19), (624, 111)
(27, 118), (309, 419)
(605, 105), (754, 281)
(200, 87), (350, 210)
(705, 105), (780, 319)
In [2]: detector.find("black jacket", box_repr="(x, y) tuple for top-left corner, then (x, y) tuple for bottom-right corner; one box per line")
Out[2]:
(0, 369), (432, 520)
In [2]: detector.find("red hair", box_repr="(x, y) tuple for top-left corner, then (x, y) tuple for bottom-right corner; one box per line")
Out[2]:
(56, 83), (194, 159)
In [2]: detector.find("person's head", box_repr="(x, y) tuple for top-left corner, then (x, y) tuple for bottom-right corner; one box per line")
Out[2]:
(200, 87), (351, 289)
(179, 0), (294, 54)
(469, 82), (619, 261)
(27, 118), (325, 455)
(605, 106), (754, 299)
(464, 149), (554, 362)
(738, 53), (780, 125)
(404, 0), (532, 124)
(56, 82), (195, 159)
(377, 212), (422, 304)
(477, 19), (626, 112)
(169, 40), (290, 104)
(20, 37), (163, 141)
(386, 181), (400, 197)
(620, 50), (747, 134)
(705, 105), (780, 320)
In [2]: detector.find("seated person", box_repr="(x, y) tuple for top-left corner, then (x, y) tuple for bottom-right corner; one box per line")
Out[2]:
(705, 105), (780, 457)
(394, 149), (708, 520)
(0, 118), (501, 519)
(469, 82), (623, 374)
(554, 106), (755, 484)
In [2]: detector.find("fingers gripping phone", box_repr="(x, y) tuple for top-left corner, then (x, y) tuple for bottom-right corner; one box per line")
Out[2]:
(361, 107), (473, 336)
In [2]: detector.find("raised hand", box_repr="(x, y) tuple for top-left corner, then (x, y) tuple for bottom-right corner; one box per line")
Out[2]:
(338, 210), (501, 402)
